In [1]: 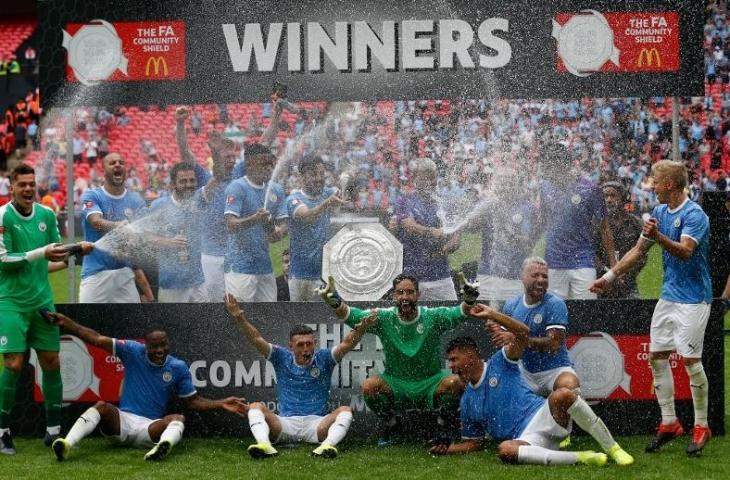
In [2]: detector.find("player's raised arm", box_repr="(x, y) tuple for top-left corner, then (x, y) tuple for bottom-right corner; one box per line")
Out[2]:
(333, 309), (378, 362)
(590, 235), (652, 294)
(468, 303), (528, 361)
(174, 106), (198, 165)
(51, 312), (114, 353)
(316, 275), (350, 319)
(225, 293), (271, 357)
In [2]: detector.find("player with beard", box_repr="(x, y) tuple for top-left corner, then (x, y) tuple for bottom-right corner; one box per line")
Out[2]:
(433, 313), (633, 466)
(49, 312), (247, 461)
(595, 181), (645, 299)
(0, 164), (93, 454)
(394, 158), (460, 300)
(224, 144), (288, 302)
(285, 155), (345, 301)
(148, 162), (206, 302)
(318, 272), (479, 445)
(176, 106), (237, 301)
(592, 160), (713, 456)
(79, 153), (154, 303)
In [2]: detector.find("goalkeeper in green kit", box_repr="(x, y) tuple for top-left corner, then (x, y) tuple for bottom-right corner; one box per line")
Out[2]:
(0, 164), (93, 454)
(318, 272), (479, 446)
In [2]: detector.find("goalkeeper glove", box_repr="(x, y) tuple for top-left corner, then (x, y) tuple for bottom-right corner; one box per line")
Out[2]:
(317, 275), (343, 309)
(456, 272), (480, 306)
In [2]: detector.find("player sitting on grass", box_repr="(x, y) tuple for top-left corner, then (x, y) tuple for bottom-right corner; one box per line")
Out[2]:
(49, 312), (247, 462)
(318, 272), (479, 446)
(429, 303), (634, 466)
(225, 294), (375, 459)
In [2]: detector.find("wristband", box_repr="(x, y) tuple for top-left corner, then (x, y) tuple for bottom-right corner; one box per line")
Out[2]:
(602, 269), (616, 284)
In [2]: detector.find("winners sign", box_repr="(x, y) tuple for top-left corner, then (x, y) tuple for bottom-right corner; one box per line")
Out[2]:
(39, 0), (703, 107)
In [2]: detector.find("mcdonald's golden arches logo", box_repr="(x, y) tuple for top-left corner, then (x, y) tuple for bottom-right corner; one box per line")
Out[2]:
(145, 56), (169, 76)
(637, 48), (662, 67)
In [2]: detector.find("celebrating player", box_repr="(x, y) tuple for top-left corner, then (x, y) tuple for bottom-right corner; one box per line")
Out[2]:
(319, 272), (479, 445)
(225, 294), (374, 458)
(432, 304), (634, 467)
(49, 312), (247, 461)
(286, 155), (346, 301)
(148, 162), (207, 302)
(0, 164), (92, 454)
(79, 153), (153, 303)
(591, 160), (713, 456)
(223, 144), (288, 302)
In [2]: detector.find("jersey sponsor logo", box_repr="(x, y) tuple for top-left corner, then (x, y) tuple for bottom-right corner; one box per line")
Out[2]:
(226, 195), (235, 205)
(84, 200), (94, 209)
(533, 314), (543, 324)
(673, 218), (681, 228)
(310, 367), (321, 378)
(416, 323), (425, 334)
(488, 376), (498, 387)
(571, 194), (582, 205)
(162, 371), (173, 382)
(38, 222), (47, 232)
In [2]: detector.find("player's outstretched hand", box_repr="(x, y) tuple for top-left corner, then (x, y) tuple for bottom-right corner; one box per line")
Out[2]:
(45, 243), (68, 262)
(468, 303), (494, 320)
(48, 312), (71, 327)
(456, 272), (480, 306)
(175, 106), (190, 122)
(589, 277), (608, 294)
(486, 320), (514, 348)
(354, 309), (379, 331)
(429, 434), (451, 456)
(79, 241), (94, 255)
(316, 275), (343, 309)
(225, 293), (243, 318)
(221, 396), (249, 417)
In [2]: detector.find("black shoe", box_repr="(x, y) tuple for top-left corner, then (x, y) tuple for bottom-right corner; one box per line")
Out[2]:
(0, 431), (16, 455)
(44, 431), (61, 448)
(377, 416), (403, 447)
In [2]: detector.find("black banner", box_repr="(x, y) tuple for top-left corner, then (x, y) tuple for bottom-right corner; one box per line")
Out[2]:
(10, 300), (725, 438)
(39, 0), (704, 108)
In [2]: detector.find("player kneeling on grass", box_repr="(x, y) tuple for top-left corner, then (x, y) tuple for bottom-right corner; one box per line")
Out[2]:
(225, 294), (375, 459)
(49, 312), (247, 462)
(430, 303), (634, 467)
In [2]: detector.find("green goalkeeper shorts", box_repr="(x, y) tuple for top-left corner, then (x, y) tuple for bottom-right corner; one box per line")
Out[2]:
(0, 304), (60, 353)
(379, 370), (451, 410)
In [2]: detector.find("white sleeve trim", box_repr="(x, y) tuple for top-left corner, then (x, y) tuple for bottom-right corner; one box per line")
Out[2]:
(265, 343), (274, 360)
(545, 325), (566, 331)
(501, 347), (520, 365)
(26, 246), (47, 262)
(639, 233), (655, 243)
(680, 233), (698, 245)
(223, 210), (240, 217)
(112, 338), (118, 358)
(292, 204), (306, 218)
(178, 390), (197, 398)
(461, 436), (484, 441)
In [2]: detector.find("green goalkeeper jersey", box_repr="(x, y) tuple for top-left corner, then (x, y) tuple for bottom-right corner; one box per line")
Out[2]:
(346, 305), (466, 381)
(0, 202), (61, 312)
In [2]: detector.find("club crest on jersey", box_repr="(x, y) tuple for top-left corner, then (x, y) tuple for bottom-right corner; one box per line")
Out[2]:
(0, 336), (7, 346)
(38, 222), (47, 232)
(673, 218), (681, 228)
(416, 323), (425, 334)
(83, 201), (94, 209)
(310, 367), (321, 378)
(162, 371), (173, 383)
(226, 195), (235, 205)
(571, 194), (582, 205)
(489, 377), (498, 387)
(533, 314), (543, 324)
(511, 213), (523, 224)
(268, 193), (278, 204)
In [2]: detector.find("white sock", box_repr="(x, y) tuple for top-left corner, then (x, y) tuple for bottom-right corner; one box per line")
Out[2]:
(650, 359), (676, 424)
(65, 407), (101, 447)
(0, 428), (9, 436)
(685, 362), (708, 427)
(517, 445), (578, 465)
(46, 425), (61, 436)
(567, 397), (616, 452)
(159, 420), (184, 447)
(323, 411), (353, 446)
(248, 408), (271, 445)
